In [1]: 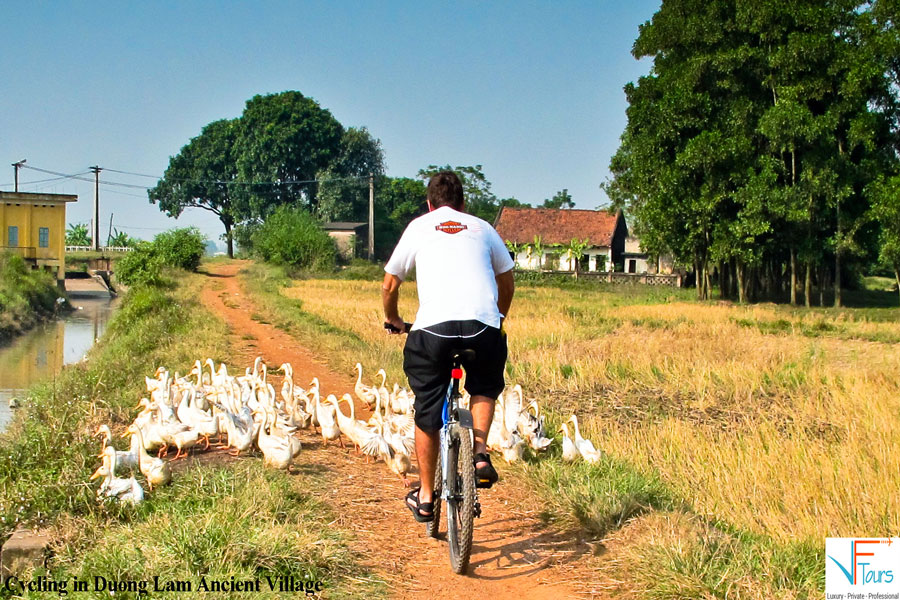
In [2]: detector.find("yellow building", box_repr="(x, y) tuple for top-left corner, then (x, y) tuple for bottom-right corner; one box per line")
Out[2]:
(0, 191), (77, 281)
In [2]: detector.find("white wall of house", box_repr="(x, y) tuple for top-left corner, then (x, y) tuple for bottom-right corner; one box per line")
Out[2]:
(624, 256), (650, 274)
(512, 248), (612, 272)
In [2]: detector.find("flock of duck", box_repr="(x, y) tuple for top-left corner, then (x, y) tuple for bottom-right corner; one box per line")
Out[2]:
(90, 358), (603, 504)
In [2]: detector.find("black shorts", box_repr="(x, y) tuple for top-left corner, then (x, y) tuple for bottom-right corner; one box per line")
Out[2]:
(403, 320), (507, 432)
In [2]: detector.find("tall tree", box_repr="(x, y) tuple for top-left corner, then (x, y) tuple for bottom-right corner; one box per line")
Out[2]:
(316, 127), (386, 223)
(148, 119), (242, 257)
(607, 0), (897, 303)
(234, 91), (345, 216)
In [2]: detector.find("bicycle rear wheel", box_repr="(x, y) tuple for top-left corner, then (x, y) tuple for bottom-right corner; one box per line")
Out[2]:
(425, 450), (442, 539)
(446, 425), (475, 574)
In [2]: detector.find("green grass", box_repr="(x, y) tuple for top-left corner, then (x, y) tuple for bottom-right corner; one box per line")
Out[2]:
(0, 267), (383, 599)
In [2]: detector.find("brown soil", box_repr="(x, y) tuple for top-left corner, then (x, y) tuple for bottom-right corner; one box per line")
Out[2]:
(199, 261), (600, 599)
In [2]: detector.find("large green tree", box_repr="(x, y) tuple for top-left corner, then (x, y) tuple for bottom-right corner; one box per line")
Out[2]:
(606, 0), (897, 304)
(149, 119), (242, 257)
(316, 127), (386, 223)
(234, 91), (345, 216)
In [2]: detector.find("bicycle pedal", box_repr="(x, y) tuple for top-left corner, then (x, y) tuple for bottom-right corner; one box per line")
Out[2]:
(474, 501), (482, 518)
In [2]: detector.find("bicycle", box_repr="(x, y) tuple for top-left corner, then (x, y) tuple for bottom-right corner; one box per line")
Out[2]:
(425, 349), (482, 574)
(384, 322), (481, 575)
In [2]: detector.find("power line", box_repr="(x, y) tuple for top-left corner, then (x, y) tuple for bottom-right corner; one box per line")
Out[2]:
(100, 164), (371, 186)
(16, 163), (374, 194)
(0, 172), (92, 188)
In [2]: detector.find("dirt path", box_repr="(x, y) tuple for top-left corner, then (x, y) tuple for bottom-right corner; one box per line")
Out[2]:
(200, 261), (596, 599)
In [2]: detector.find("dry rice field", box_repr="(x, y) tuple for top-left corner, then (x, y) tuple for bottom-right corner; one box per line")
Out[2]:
(282, 278), (900, 551)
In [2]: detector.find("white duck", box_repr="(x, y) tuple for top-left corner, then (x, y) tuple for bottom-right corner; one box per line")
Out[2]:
(220, 404), (256, 456)
(124, 427), (172, 490)
(559, 422), (581, 462)
(518, 399), (552, 452)
(94, 424), (139, 472)
(90, 452), (144, 504)
(568, 415), (602, 464)
(373, 418), (412, 486)
(176, 390), (218, 450)
(314, 386), (342, 447)
(332, 394), (380, 458)
(255, 407), (294, 471)
(354, 363), (378, 407)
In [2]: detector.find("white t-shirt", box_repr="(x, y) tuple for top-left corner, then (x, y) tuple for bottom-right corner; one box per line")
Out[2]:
(385, 206), (515, 330)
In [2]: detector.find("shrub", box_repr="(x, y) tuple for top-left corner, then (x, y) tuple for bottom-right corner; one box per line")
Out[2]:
(115, 228), (206, 287)
(153, 227), (206, 271)
(115, 243), (164, 287)
(251, 206), (336, 271)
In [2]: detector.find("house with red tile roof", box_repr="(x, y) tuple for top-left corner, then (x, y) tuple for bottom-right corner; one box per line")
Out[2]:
(493, 207), (627, 272)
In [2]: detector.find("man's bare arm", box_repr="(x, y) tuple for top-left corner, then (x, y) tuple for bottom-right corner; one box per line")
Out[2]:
(496, 269), (514, 320)
(382, 272), (405, 332)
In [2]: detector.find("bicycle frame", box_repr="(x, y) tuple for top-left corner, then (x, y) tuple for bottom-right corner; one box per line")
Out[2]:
(438, 359), (474, 504)
(440, 355), (481, 517)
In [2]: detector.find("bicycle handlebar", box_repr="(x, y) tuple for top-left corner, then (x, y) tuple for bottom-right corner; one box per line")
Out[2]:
(384, 321), (412, 334)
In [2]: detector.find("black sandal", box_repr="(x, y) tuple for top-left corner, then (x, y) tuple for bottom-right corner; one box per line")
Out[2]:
(474, 452), (498, 488)
(405, 488), (434, 522)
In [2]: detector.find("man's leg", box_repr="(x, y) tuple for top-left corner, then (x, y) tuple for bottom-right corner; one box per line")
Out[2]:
(470, 395), (495, 468)
(415, 426), (440, 506)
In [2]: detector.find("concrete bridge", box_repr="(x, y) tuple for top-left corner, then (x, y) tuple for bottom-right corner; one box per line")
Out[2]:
(65, 271), (114, 297)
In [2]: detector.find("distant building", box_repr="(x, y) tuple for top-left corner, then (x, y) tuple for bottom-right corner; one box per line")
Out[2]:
(0, 191), (77, 282)
(323, 222), (367, 260)
(493, 207), (627, 272)
(623, 236), (650, 274)
(624, 235), (675, 275)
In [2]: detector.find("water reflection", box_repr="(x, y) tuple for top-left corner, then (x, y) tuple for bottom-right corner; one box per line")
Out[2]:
(0, 295), (116, 432)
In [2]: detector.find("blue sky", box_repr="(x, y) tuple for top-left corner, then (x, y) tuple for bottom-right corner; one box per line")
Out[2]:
(1, 1), (659, 245)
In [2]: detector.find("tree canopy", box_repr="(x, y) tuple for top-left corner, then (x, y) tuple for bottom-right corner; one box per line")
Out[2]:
(150, 92), (528, 262)
(149, 92), (377, 257)
(605, 0), (899, 304)
(149, 118), (242, 256)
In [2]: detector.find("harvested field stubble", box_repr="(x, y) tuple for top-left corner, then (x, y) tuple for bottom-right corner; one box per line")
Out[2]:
(259, 266), (900, 594)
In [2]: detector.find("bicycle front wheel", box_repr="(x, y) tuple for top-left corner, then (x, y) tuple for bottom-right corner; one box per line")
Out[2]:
(446, 426), (475, 574)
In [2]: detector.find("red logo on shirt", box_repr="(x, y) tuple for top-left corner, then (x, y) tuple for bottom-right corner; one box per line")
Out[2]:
(435, 221), (467, 234)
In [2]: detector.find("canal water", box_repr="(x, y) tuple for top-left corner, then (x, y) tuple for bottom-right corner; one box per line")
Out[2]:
(0, 294), (117, 433)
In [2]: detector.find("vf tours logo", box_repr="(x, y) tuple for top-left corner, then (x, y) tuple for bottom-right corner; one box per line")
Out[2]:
(826, 538), (900, 598)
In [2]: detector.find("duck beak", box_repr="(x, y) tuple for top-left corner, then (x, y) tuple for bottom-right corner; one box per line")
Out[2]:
(90, 468), (103, 481)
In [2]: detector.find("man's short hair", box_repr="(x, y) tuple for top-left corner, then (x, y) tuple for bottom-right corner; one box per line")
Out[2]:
(427, 171), (464, 210)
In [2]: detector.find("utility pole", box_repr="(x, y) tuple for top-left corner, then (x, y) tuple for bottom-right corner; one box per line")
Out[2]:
(90, 166), (102, 251)
(368, 172), (375, 261)
(11, 159), (26, 192)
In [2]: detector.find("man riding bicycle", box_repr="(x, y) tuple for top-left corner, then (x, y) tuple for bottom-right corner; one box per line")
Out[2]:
(382, 170), (515, 522)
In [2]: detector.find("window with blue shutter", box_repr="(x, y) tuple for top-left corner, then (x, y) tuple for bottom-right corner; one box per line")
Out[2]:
(8, 226), (18, 247)
(39, 227), (49, 248)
